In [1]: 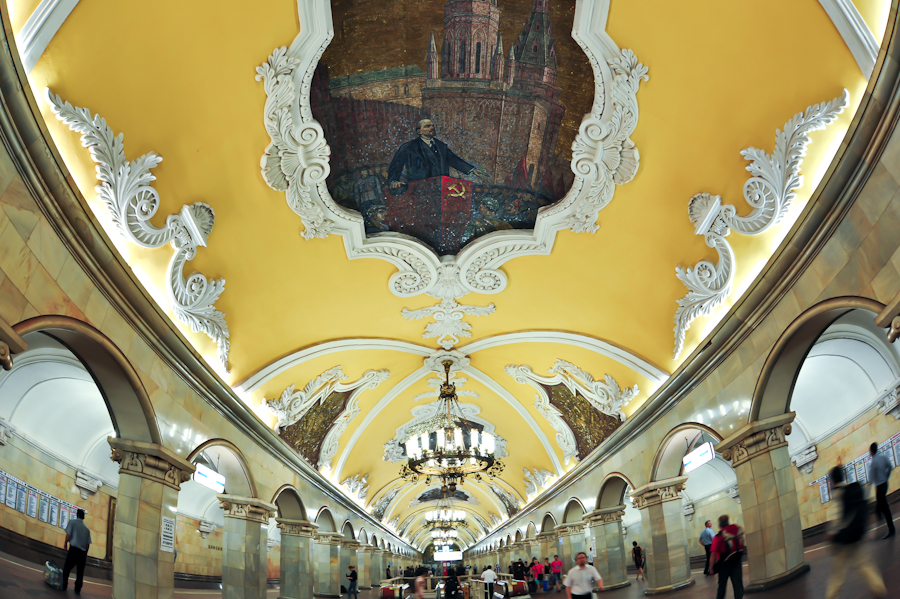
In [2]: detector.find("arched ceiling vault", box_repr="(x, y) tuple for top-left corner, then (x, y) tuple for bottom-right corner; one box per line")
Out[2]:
(13, 0), (888, 548)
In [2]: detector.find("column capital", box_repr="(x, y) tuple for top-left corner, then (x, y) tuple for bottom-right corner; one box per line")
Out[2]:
(217, 494), (277, 524)
(554, 523), (584, 537)
(345, 539), (361, 549)
(717, 412), (795, 468)
(316, 531), (345, 545)
(276, 518), (318, 537)
(108, 437), (196, 490)
(584, 504), (626, 525)
(629, 476), (688, 510)
(536, 531), (556, 541)
(510, 540), (525, 549)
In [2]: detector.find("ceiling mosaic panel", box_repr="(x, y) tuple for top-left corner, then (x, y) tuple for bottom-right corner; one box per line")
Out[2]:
(278, 389), (353, 466)
(540, 382), (622, 460)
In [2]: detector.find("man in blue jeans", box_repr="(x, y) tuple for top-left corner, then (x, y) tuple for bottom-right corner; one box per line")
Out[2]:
(346, 564), (359, 599)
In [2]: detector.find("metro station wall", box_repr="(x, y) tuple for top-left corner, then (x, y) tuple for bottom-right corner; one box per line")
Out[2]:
(0, 433), (111, 559)
(174, 514), (223, 578)
(473, 108), (900, 556)
(0, 111), (415, 568)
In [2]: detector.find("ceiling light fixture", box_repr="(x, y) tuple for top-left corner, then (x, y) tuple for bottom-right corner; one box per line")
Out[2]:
(400, 361), (504, 490)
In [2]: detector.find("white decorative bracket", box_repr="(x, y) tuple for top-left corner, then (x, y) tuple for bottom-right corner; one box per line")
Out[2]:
(45, 91), (232, 371)
(264, 366), (390, 471)
(198, 520), (217, 539)
(791, 445), (819, 474)
(672, 91), (849, 359)
(0, 417), (14, 445)
(505, 359), (637, 464)
(877, 384), (900, 419)
(255, 0), (646, 303)
(75, 470), (102, 500)
(683, 502), (695, 520)
(728, 485), (741, 504)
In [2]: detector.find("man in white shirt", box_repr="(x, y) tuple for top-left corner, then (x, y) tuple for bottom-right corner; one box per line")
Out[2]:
(481, 565), (498, 599)
(564, 552), (603, 599)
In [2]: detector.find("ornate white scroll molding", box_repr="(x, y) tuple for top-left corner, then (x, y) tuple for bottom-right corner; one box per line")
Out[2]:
(263, 366), (389, 471)
(672, 91), (849, 359)
(198, 520), (217, 539)
(0, 417), (14, 445)
(256, 0), (646, 302)
(877, 383), (900, 419)
(489, 513), (502, 527)
(75, 470), (102, 500)
(45, 91), (232, 371)
(401, 299), (496, 350)
(505, 360), (638, 464)
(522, 468), (553, 497)
(791, 445), (819, 474)
(818, 0), (879, 77)
(16, 0), (80, 74)
(340, 473), (369, 503)
(369, 481), (411, 522)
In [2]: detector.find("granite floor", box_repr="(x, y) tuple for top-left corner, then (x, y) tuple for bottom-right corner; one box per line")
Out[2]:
(1, 519), (899, 599)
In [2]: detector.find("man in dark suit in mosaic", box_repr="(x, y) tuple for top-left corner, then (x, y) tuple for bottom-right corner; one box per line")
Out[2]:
(388, 119), (483, 193)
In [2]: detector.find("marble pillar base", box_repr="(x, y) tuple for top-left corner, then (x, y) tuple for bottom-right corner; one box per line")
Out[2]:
(596, 580), (631, 592)
(643, 577), (694, 596)
(745, 561), (810, 593)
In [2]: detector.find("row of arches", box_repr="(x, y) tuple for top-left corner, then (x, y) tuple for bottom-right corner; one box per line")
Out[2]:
(0, 316), (418, 598)
(467, 299), (899, 594)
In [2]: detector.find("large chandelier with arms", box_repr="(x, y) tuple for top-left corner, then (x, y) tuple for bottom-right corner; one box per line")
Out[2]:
(400, 361), (504, 488)
(425, 507), (468, 529)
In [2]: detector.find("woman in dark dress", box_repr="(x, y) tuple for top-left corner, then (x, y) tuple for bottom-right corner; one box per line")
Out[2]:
(631, 541), (645, 581)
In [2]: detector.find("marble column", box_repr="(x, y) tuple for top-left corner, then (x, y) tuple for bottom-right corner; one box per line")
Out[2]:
(718, 413), (808, 592)
(357, 543), (373, 589)
(554, 523), (585, 573)
(510, 541), (525, 567)
(276, 519), (317, 599)
(631, 477), (693, 595)
(584, 506), (630, 591)
(536, 532), (555, 562)
(523, 540), (540, 563)
(340, 539), (359, 585)
(314, 533), (343, 597)
(371, 548), (384, 585)
(217, 494), (277, 599)
(108, 438), (195, 599)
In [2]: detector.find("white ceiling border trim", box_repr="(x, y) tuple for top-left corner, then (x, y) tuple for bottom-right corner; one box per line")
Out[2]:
(15, 0), (79, 74)
(236, 339), (431, 394)
(257, 0), (646, 304)
(460, 331), (669, 384)
(819, 0), (879, 77)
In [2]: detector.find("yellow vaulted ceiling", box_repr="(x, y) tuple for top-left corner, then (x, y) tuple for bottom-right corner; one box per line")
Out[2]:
(14, 0), (887, 547)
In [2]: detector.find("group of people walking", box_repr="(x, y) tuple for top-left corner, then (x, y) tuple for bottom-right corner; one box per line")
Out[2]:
(479, 552), (602, 599)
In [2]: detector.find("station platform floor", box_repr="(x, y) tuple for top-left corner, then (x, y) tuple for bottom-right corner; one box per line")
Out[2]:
(1, 520), (898, 598)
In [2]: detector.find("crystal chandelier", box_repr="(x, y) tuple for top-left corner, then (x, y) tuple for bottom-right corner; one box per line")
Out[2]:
(424, 507), (468, 528)
(432, 529), (459, 539)
(400, 361), (504, 488)
(434, 539), (455, 547)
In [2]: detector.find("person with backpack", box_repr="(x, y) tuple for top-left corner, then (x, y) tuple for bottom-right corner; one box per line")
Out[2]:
(708, 515), (744, 599)
(825, 466), (887, 599)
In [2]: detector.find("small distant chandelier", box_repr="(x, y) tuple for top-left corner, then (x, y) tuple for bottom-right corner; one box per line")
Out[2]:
(425, 507), (468, 529)
(400, 361), (504, 488)
(432, 529), (459, 539)
(434, 539), (455, 547)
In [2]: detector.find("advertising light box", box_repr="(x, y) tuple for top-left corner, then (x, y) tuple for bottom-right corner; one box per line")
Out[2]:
(682, 441), (715, 473)
(193, 463), (226, 493)
(435, 550), (462, 561)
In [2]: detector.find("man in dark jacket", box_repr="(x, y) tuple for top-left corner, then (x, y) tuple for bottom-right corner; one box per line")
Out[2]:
(825, 466), (886, 599)
(387, 119), (483, 193)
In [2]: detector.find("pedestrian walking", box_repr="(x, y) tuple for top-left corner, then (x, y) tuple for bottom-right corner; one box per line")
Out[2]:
(631, 542), (644, 582)
(708, 515), (744, 599)
(62, 509), (91, 595)
(867, 442), (895, 538)
(699, 520), (715, 576)
(563, 551), (603, 599)
(346, 564), (359, 599)
(530, 557), (544, 593)
(549, 554), (563, 592)
(825, 466), (887, 599)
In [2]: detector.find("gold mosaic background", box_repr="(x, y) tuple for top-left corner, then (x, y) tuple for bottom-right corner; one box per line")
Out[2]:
(279, 390), (352, 466)
(322, 0), (594, 159)
(544, 383), (621, 459)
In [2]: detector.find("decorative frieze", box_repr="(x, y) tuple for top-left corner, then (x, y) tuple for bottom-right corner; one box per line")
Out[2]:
(0, 417), (15, 445)
(75, 471), (102, 500)
(629, 476), (688, 510)
(554, 523), (585, 537)
(315, 532), (344, 546)
(277, 518), (318, 537)
(717, 413), (795, 468)
(584, 505), (626, 526)
(791, 445), (819, 474)
(199, 521), (217, 539)
(108, 437), (195, 491)
(876, 384), (900, 420)
(217, 494), (277, 524)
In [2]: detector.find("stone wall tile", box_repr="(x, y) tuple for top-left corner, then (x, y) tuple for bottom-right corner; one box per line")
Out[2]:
(23, 264), (84, 318)
(54, 253), (94, 309)
(83, 287), (112, 326)
(834, 203), (873, 257)
(858, 163), (900, 224)
(0, 272), (29, 322)
(811, 237), (850, 289)
(0, 218), (39, 293)
(0, 177), (40, 240)
(100, 307), (137, 358)
(26, 216), (67, 280)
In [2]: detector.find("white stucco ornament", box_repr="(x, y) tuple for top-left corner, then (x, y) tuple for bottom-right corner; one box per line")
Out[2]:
(255, 0), (646, 309)
(45, 91), (232, 371)
(75, 471), (102, 500)
(672, 91), (849, 359)
(523, 468), (553, 497)
(263, 366), (389, 471)
(791, 445), (819, 474)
